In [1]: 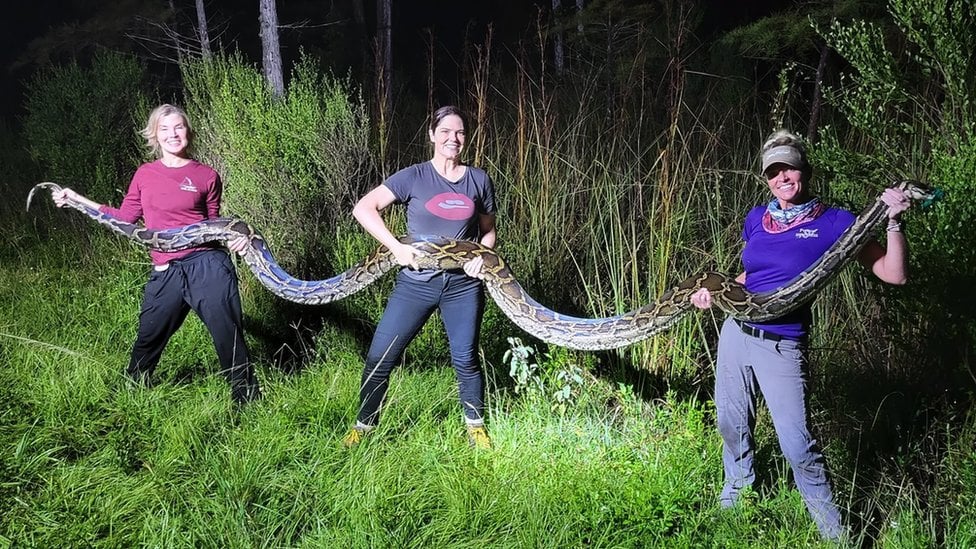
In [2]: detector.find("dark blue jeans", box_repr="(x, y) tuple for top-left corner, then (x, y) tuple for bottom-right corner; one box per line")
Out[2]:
(358, 269), (486, 426)
(127, 249), (259, 403)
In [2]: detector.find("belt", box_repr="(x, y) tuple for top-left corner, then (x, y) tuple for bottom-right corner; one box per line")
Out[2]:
(735, 319), (787, 342)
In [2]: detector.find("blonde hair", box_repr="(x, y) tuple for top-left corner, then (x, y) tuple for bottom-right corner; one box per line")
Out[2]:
(761, 129), (806, 156)
(141, 104), (194, 158)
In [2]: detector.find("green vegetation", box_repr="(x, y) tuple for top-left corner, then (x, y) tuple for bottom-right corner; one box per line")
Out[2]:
(22, 51), (149, 205)
(3, 0), (975, 546)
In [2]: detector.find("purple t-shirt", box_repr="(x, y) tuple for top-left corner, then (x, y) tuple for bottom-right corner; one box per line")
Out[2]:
(740, 205), (856, 339)
(384, 161), (496, 280)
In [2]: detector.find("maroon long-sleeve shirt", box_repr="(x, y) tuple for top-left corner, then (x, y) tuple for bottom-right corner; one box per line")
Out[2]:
(101, 159), (222, 266)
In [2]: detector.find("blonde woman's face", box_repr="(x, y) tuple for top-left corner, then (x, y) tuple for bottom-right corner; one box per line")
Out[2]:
(765, 163), (807, 208)
(156, 113), (190, 157)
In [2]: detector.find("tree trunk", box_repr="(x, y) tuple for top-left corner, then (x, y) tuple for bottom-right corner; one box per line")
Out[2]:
(376, 0), (392, 117)
(350, 0), (366, 32)
(552, 0), (564, 75)
(195, 0), (212, 59)
(259, 0), (285, 98)
(168, 0), (184, 64)
(350, 0), (367, 71)
(808, 41), (830, 145)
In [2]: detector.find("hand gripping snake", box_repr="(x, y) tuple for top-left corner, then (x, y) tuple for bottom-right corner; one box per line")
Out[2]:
(27, 181), (939, 350)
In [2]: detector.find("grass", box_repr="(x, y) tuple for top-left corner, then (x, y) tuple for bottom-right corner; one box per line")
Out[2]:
(6, 121), (975, 549)
(0, 236), (804, 547)
(2, 237), (974, 547)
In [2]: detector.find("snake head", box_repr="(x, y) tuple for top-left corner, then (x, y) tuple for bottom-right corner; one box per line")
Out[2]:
(923, 188), (945, 209)
(896, 180), (944, 209)
(26, 182), (64, 211)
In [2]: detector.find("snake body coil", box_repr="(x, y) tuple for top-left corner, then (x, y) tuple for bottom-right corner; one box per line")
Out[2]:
(28, 181), (936, 350)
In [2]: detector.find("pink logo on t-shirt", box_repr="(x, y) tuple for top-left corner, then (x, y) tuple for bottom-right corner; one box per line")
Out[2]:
(425, 192), (474, 220)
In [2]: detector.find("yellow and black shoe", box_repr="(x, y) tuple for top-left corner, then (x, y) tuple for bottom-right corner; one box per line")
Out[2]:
(342, 425), (373, 448)
(466, 425), (492, 449)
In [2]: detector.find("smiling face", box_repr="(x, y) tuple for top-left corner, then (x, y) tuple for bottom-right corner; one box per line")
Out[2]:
(764, 163), (809, 208)
(155, 113), (190, 159)
(428, 114), (465, 161)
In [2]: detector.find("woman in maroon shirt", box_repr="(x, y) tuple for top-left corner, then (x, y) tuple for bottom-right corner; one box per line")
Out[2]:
(54, 104), (260, 404)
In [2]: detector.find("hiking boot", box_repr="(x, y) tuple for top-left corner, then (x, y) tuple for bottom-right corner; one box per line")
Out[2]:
(342, 425), (373, 448)
(466, 425), (492, 449)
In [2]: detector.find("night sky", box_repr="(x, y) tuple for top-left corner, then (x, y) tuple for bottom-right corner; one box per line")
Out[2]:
(0, 0), (782, 122)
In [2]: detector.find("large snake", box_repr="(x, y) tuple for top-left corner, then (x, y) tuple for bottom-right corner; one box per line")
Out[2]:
(28, 181), (938, 350)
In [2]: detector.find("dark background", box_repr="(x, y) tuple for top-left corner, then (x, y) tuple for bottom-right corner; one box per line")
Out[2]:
(0, 0), (783, 122)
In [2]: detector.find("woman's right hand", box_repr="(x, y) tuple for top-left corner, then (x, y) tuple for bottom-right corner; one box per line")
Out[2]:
(690, 287), (713, 309)
(392, 242), (420, 269)
(52, 187), (76, 208)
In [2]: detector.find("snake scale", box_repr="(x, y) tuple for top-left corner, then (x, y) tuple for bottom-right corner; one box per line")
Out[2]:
(27, 181), (937, 350)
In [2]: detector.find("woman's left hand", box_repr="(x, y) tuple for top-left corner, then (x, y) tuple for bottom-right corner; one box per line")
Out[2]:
(881, 187), (912, 220)
(227, 235), (250, 256)
(463, 256), (485, 279)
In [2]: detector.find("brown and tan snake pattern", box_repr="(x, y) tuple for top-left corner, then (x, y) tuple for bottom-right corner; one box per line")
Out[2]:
(28, 181), (936, 350)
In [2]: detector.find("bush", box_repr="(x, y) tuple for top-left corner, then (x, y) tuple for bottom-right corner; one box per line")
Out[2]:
(181, 54), (374, 276)
(809, 2), (976, 538)
(813, 0), (976, 350)
(23, 51), (149, 204)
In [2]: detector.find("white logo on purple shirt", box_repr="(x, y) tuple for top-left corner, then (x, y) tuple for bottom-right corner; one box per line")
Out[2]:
(796, 228), (819, 239)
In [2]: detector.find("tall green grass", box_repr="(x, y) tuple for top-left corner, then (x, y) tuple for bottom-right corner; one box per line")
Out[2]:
(4, 254), (971, 546)
(0, 245), (849, 546)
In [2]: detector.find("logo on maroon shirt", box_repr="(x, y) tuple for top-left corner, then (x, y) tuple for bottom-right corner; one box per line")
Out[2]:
(179, 177), (198, 192)
(425, 192), (474, 220)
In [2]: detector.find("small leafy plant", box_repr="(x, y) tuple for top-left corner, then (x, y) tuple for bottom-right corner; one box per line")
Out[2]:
(503, 337), (591, 414)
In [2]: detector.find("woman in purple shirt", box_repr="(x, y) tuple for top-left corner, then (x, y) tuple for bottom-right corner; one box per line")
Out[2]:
(690, 129), (913, 540)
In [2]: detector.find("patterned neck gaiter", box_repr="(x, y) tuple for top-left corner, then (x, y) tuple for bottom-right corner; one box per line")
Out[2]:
(762, 197), (825, 234)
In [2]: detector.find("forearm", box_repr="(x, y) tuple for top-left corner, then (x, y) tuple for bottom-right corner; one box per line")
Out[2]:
(65, 189), (103, 211)
(353, 203), (401, 250)
(479, 228), (496, 249)
(76, 194), (103, 211)
(866, 187), (912, 285)
(478, 213), (496, 249)
(874, 230), (909, 285)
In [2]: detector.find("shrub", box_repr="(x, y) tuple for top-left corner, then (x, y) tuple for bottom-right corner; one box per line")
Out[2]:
(813, 0), (976, 350)
(23, 51), (149, 204)
(181, 54), (374, 275)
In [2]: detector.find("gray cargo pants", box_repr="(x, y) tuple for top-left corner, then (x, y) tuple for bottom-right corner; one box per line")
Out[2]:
(714, 316), (842, 540)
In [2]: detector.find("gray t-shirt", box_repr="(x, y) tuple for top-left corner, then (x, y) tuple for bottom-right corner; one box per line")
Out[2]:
(384, 160), (496, 279)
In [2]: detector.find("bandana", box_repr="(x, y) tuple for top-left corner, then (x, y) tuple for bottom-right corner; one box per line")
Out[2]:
(762, 197), (825, 234)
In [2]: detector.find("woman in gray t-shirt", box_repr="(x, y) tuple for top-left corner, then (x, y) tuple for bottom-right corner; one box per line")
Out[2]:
(344, 106), (497, 449)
